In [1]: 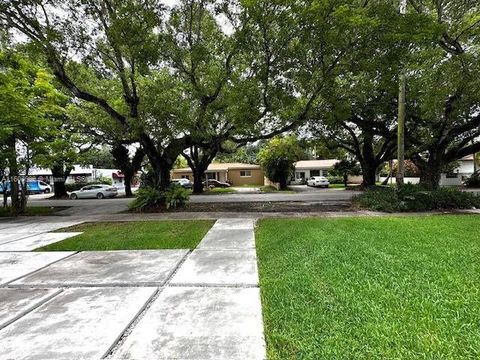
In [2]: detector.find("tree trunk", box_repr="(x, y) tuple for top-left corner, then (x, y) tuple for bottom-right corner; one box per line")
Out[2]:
(6, 135), (22, 215)
(343, 173), (348, 188)
(279, 176), (288, 190)
(51, 165), (69, 199)
(192, 167), (205, 194)
(124, 171), (133, 197)
(360, 162), (377, 187)
(182, 146), (219, 195)
(2, 179), (7, 208)
(148, 156), (174, 191)
(419, 162), (442, 190)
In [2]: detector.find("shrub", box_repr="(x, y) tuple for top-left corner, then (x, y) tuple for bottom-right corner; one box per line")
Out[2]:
(353, 184), (480, 212)
(129, 184), (190, 211)
(464, 171), (480, 188)
(164, 184), (190, 209)
(129, 186), (165, 211)
(327, 176), (344, 184)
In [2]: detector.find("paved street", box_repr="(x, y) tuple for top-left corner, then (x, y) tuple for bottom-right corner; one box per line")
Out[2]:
(26, 188), (359, 216)
(0, 218), (265, 359)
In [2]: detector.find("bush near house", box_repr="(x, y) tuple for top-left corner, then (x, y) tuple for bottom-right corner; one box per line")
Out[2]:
(327, 176), (344, 184)
(353, 184), (480, 212)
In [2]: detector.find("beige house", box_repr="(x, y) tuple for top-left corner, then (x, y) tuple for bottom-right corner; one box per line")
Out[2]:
(172, 162), (265, 186)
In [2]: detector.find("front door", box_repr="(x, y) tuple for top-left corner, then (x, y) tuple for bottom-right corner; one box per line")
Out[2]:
(295, 172), (306, 183)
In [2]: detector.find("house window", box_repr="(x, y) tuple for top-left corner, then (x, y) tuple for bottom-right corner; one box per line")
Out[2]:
(206, 172), (217, 180)
(322, 170), (329, 177)
(240, 170), (252, 177)
(310, 170), (320, 177)
(295, 172), (305, 180)
(446, 172), (458, 178)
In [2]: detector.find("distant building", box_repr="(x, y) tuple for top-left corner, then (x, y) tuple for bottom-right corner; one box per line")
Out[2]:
(172, 163), (265, 186)
(27, 165), (126, 187)
(290, 159), (340, 184)
(380, 155), (477, 186)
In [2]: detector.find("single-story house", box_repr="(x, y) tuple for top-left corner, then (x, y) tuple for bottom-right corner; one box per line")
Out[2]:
(290, 159), (340, 184)
(380, 155), (477, 186)
(172, 162), (265, 186)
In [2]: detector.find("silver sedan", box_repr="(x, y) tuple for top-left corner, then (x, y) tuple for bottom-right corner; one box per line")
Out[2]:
(69, 184), (118, 199)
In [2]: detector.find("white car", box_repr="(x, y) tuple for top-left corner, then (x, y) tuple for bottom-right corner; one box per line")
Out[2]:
(307, 176), (330, 188)
(69, 184), (118, 199)
(171, 178), (193, 189)
(38, 181), (52, 194)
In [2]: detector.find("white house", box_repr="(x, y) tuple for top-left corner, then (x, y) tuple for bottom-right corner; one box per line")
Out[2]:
(379, 155), (477, 186)
(440, 155), (476, 186)
(290, 159), (340, 184)
(27, 165), (126, 187)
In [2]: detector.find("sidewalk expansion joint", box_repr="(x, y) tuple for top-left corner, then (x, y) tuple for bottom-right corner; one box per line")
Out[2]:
(103, 287), (162, 359)
(6, 282), (166, 289)
(168, 283), (259, 288)
(2, 251), (80, 287)
(0, 288), (64, 331)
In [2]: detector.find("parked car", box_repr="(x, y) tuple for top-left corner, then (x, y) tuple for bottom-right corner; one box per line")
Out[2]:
(171, 178), (193, 189)
(202, 179), (231, 188)
(34, 180), (52, 194)
(0, 180), (51, 195)
(307, 176), (330, 188)
(69, 184), (118, 199)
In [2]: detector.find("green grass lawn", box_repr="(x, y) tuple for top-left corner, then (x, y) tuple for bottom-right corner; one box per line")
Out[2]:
(205, 187), (237, 194)
(38, 220), (214, 251)
(260, 185), (295, 193)
(328, 183), (347, 189)
(256, 215), (480, 359)
(0, 206), (57, 217)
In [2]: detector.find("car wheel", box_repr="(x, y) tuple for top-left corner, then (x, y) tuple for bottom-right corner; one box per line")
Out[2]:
(97, 192), (104, 199)
(44, 188), (50, 194)
(70, 193), (77, 200)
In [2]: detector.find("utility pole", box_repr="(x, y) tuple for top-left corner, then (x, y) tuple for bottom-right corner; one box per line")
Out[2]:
(396, 0), (407, 188)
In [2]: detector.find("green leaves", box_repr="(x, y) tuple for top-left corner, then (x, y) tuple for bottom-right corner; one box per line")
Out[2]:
(257, 135), (304, 187)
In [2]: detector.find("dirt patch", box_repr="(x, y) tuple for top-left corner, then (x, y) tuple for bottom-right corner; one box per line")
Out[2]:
(171, 201), (353, 213)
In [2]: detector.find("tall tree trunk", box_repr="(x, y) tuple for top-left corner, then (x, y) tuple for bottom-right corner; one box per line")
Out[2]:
(279, 176), (288, 190)
(182, 146), (219, 195)
(123, 171), (133, 197)
(6, 135), (22, 215)
(413, 153), (443, 190)
(111, 144), (144, 198)
(360, 133), (379, 187)
(192, 167), (205, 194)
(360, 161), (378, 187)
(419, 162), (442, 190)
(51, 164), (69, 199)
(148, 156), (174, 191)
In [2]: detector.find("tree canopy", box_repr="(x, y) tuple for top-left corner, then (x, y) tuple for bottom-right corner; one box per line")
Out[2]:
(0, 0), (479, 197)
(257, 135), (304, 190)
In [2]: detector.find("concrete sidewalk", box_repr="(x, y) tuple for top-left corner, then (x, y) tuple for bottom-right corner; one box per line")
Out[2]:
(0, 218), (266, 359)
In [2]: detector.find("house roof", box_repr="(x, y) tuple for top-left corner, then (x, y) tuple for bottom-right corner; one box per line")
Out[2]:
(294, 159), (340, 170)
(173, 162), (261, 172)
(460, 155), (474, 161)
